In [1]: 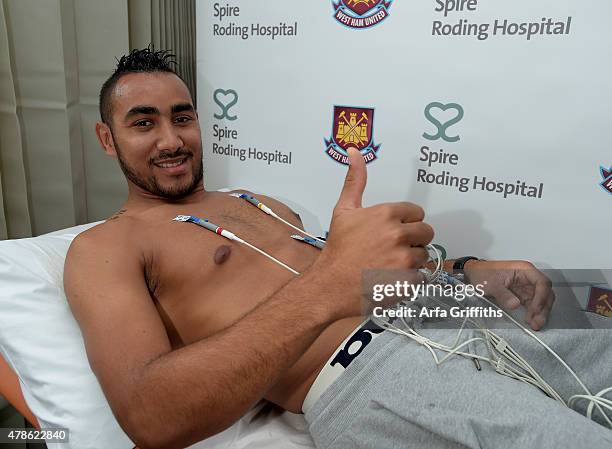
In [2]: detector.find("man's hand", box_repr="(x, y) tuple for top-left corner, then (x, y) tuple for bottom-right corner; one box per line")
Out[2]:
(314, 148), (433, 316)
(464, 260), (555, 330)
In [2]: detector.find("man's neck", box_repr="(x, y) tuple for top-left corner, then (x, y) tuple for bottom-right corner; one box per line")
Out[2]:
(123, 183), (209, 213)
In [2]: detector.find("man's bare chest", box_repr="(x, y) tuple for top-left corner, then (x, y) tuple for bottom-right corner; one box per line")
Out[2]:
(131, 199), (320, 342)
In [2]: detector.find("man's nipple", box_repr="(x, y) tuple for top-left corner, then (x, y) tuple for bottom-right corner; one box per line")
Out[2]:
(214, 245), (232, 265)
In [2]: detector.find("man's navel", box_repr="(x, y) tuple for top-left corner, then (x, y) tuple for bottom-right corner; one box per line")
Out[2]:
(213, 245), (232, 265)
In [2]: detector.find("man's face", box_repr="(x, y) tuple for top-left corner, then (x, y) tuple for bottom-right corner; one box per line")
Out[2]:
(107, 72), (203, 199)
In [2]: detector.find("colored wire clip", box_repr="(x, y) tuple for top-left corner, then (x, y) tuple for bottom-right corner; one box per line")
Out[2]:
(291, 234), (326, 250)
(229, 193), (273, 214)
(173, 215), (242, 241)
(230, 193), (327, 244)
(173, 214), (299, 275)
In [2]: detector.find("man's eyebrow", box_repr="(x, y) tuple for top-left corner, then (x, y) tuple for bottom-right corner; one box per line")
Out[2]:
(171, 103), (195, 114)
(125, 105), (159, 118)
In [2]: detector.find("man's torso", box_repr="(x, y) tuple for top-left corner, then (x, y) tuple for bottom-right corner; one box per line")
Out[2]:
(98, 191), (361, 412)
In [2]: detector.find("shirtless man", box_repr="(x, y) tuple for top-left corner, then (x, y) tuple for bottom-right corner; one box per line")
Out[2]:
(64, 49), (568, 449)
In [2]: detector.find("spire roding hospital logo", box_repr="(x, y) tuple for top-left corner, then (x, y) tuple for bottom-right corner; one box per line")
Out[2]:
(422, 102), (464, 143)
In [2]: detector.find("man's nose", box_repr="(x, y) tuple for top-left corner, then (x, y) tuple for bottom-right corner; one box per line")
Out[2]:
(156, 120), (184, 151)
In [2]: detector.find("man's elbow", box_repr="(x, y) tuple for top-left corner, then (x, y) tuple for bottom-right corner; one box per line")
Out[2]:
(108, 376), (240, 448)
(117, 412), (170, 449)
(118, 404), (225, 449)
(119, 408), (182, 449)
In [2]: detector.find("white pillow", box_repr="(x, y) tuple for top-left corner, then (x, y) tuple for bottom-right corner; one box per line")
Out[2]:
(0, 222), (134, 449)
(0, 222), (314, 449)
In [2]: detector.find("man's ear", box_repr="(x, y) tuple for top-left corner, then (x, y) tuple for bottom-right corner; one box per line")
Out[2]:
(95, 121), (118, 158)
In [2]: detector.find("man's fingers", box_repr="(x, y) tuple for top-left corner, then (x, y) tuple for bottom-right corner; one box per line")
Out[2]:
(398, 222), (435, 247)
(533, 277), (553, 313)
(539, 297), (554, 322)
(373, 202), (426, 223)
(335, 147), (367, 213)
(408, 247), (430, 268)
(526, 274), (554, 330)
(534, 282), (554, 329)
(490, 286), (521, 310)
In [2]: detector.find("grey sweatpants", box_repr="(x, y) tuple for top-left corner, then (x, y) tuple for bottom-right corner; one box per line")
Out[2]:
(304, 327), (612, 449)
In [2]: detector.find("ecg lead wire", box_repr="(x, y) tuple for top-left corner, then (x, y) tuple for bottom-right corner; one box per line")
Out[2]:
(411, 271), (612, 426)
(230, 193), (327, 243)
(173, 215), (300, 275)
(229, 192), (445, 282)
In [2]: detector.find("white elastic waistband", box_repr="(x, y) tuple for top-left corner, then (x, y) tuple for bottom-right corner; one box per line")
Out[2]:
(301, 319), (385, 414)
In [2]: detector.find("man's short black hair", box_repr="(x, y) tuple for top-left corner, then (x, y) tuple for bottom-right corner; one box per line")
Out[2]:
(99, 47), (183, 125)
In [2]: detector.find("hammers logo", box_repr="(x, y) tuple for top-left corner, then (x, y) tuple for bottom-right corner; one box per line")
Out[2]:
(325, 105), (381, 165)
(600, 165), (612, 195)
(332, 0), (393, 29)
(586, 286), (612, 318)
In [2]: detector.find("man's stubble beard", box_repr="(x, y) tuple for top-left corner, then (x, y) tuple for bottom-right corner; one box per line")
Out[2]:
(114, 141), (204, 200)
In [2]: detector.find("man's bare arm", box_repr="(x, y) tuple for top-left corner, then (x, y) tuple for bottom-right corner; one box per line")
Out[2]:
(65, 149), (433, 449)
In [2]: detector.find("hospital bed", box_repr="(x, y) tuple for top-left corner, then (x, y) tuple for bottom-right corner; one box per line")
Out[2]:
(0, 222), (315, 449)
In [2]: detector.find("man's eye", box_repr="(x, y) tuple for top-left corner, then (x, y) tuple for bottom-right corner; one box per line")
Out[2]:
(175, 116), (193, 124)
(134, 119), (152, 127)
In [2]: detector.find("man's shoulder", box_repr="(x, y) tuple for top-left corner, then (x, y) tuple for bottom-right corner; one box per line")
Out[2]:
(67, 214), (141, 260)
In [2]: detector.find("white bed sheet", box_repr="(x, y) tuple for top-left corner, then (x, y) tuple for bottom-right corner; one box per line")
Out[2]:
(189, 404), (314, 449)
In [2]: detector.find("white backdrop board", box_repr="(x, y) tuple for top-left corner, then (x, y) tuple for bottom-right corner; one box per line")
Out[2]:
(196, 1), (612, 269)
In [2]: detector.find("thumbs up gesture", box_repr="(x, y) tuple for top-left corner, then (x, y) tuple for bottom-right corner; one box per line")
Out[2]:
(317, 148), (434, 314)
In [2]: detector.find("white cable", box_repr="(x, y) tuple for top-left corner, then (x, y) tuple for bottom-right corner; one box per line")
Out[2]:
(569, 387), (612, 422)
(395, 275), (612, 427)
(424, 244), (443, 282)
(226, 234), (300, 276)
(374, 293), (570, 405)
(239, 241), (300, 276)
(378, 311), (568, 402)
(229, 193), (326, 243)
(270, 211), (327, 244)
(469, 286), (612, 427)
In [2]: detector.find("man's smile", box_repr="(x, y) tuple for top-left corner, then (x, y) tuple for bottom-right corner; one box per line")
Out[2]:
(153, 155), (191, 174)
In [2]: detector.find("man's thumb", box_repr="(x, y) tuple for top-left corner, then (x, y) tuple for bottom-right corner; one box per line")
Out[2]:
(336, 147), (367, 211)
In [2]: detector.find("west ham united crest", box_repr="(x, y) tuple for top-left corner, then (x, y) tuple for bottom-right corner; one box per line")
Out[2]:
(333, 0), (393, 29)
(600, 165), (612, 195)
(325, 105), (380, 165)
(586, 286), (612, 318)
